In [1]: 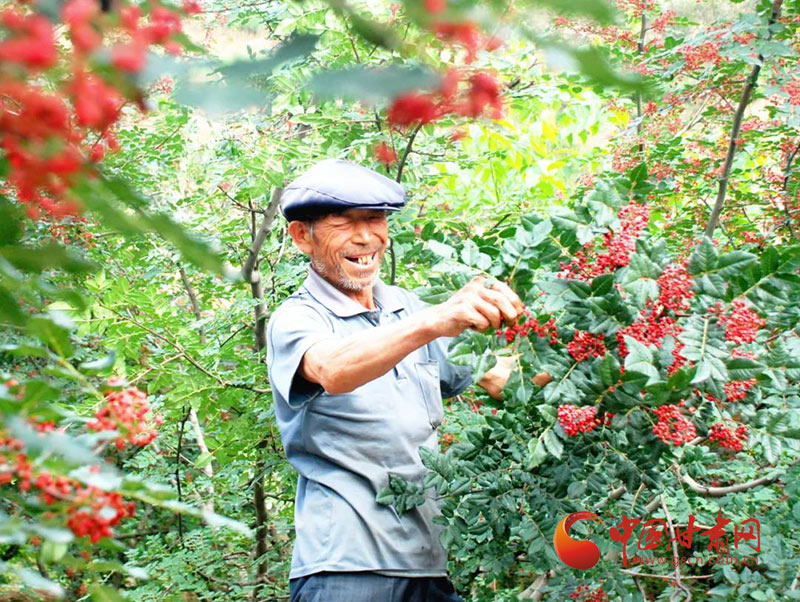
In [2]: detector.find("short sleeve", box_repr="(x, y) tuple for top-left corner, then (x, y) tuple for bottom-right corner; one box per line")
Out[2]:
(404, 288), (473, 399)
(267, 302), (335, 411)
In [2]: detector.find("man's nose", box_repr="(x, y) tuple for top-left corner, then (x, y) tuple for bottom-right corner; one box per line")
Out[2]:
(350, 220), (373, 243)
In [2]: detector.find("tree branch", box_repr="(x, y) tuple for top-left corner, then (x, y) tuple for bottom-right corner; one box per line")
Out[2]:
(705, 0), (784, 237)
(518, 569), (555, 600)
(661, 495), (692, 602)
(98, 302), (269, 394)
(242, 188), (283, 284)
(395, 122), (423, 183)
(176, 407), (189, 548)
(675, 462), (792, 497)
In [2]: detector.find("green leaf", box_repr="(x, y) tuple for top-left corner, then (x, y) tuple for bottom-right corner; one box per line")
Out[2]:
(7, 416), (97, 465)
(727, 358), (764, 380)
(427, 240), (455, 260)
(376, 486), (395, 506)
(597, 354), (621, 387)
(689, 238), (718, 275)
(175, 79), (272, 115)
(526, 438), (548, 469)
(309, 65), (440, 104)
(214, 34), (319, 80)
(29, 525), (73, 544)
(27, 313), (74, 358)
(201, 509), (253, 536)
(529, 219), (553, 247)
(0, 195), (24, 245)
(13, 567), (63, 597)
(79, 351), (116, 372)
(72, 176), (231, 279)
(535, 37), (649, 92)
(623, 336), (660, 385)
(40, 540), (68, 563)
(717, 251), (757, 277)
(678, 316), (728, 385)
(0, 243), (98, 274)
(89, 584), (127, 601)
(543, 430), (563, 459)
(0, 343), (51, 358)
(0, 285), (27, 326)
(591, 274), (614, 296)
(522, 0), (616, 24)
(348, 13), (398, 49)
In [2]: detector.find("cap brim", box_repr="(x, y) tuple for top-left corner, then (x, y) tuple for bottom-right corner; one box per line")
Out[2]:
(284, 203), (403, 221)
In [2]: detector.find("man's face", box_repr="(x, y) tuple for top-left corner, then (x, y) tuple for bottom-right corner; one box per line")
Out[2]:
(294, 209), (389, 291)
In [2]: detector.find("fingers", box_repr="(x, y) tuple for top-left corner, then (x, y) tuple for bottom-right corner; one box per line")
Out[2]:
(471, 296), (503, 330)
(458, 276), (525, 331)
(532, 372), (553, 387)
(478, 287), (520, 323)
(465, 275), (487, 293)
(490, 280), (525, 316)
(465, 308), (491, 332)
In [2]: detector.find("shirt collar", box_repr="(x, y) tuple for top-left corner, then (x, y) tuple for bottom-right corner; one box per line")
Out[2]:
(301, 265), (405, 318)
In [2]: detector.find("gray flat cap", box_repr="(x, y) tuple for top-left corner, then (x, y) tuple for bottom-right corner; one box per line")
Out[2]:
(280, 159), (406, 221)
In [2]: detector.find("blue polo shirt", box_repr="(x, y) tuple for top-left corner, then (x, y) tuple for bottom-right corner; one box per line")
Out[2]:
(266, 266), (472, 580)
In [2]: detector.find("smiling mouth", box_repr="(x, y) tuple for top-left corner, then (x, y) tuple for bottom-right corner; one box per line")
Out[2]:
(344, 252), (378, 268)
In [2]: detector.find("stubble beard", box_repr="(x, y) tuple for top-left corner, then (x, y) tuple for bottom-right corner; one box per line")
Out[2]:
(310, 253), (381, 291)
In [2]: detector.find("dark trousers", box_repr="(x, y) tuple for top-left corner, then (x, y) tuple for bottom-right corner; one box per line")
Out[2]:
(289, 571), (466, 602)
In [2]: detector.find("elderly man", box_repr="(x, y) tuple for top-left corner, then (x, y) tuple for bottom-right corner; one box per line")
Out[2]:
(267, 159), (526, 602)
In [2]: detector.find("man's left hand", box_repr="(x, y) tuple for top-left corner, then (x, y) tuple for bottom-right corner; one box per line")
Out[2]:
(478, 354), (517, 400)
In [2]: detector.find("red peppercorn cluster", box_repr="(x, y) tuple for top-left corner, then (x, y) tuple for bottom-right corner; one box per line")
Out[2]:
(570, 584), (609, 602)
(87, 383), (163, 449)
(496, 309), (559, 345)
(375, 1), (506, 161)
(374, 142), (397, 167)
(46, 215), (97, 250)
(731, 348), (758, 360)
(617, 304), (682, 357)
(558, 405), (600, 436)
(652, 403), (697, 446)
(0, 0), (197, 219)
(656, 263), (695, 312)
(67, 489), (136, 543)
(717, 300), (765, 345)
(783, 80), (800, 106)
(708, 422), (748, 451)
(384, 70), (503, 129)
(615, 261), (695, 369)
(0, 414), (143, 543)
(681, 41), (722, 70)
(559, 201), (650, 280)
(724, 379), (757, 402)
(567, 331), (607, 362)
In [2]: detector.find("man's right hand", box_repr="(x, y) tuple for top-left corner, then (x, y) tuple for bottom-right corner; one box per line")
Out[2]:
(425, 276), (526, 338)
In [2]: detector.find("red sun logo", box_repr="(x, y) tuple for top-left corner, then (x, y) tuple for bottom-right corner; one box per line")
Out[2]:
(553, 511), (606, 570)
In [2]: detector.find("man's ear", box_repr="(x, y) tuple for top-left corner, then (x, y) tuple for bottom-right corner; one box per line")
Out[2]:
(287, 221), (313, 254)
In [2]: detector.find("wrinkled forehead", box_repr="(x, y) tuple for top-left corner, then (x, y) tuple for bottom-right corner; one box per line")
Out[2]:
(318, 208), (389, 222)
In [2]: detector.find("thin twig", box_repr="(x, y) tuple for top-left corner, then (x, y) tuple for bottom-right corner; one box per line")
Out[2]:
(621, 569), (712, 581)
(176, 407), (190, 547)
(661, 495), (692, 602)
(705, 0), (784, 237)
(395, 122), (423, 183)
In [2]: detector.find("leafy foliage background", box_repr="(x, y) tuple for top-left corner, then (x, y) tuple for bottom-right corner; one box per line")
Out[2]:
(1, 0), (799, 600)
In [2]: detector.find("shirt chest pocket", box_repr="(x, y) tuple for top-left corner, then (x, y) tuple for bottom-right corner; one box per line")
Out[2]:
(414, 360), (444, 430)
